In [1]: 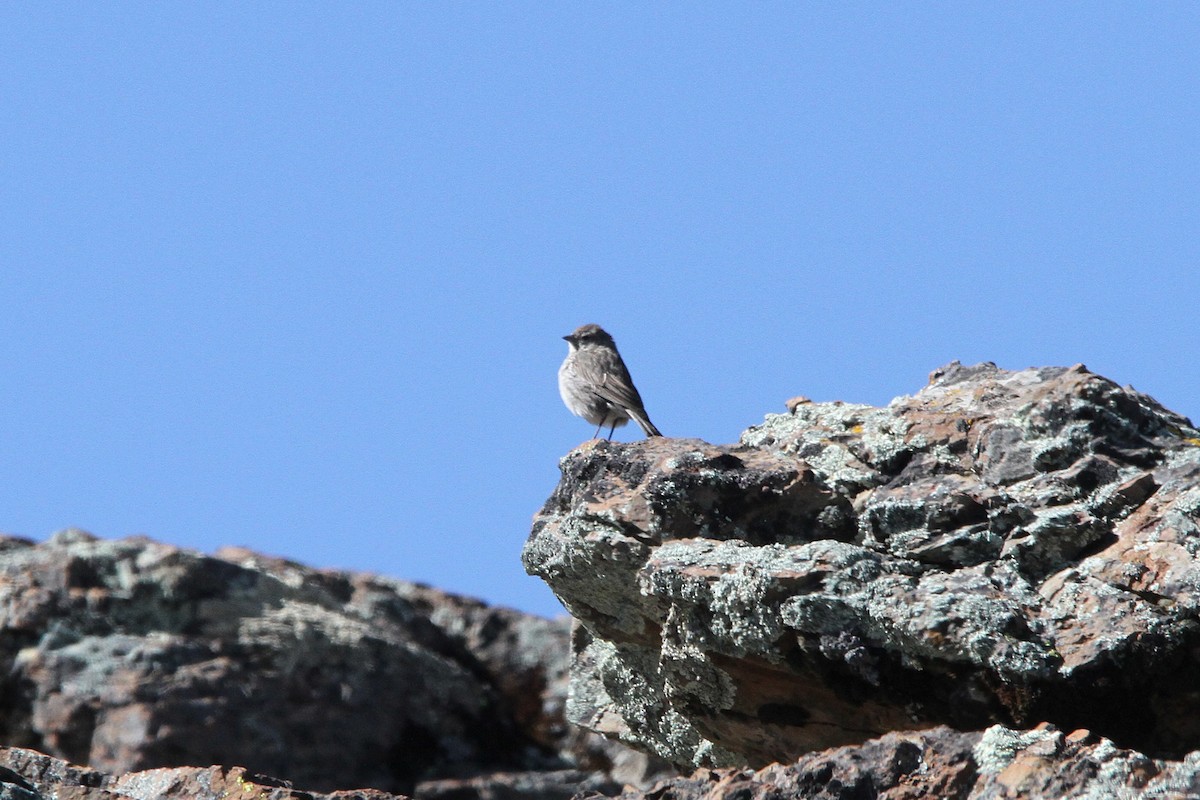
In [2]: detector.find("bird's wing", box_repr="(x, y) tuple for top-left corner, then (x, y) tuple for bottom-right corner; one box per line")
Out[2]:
(575, 353), (647, 413)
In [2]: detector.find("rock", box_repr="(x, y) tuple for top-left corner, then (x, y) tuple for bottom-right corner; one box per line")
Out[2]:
(586, 724), (1200, 800)
(385, 582), (575, 754)
(0, 533), (644, 795)
(415, 770), (620, 800)
(0, 746), (409, 800)
(383, 583), (674, 787)
(524, 362), (1200, 768)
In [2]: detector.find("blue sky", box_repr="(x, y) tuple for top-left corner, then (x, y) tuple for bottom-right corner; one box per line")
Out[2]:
(2, 5), (1197, 617)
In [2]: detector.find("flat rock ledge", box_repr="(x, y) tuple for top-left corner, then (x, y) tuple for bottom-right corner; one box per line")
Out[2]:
(524, 362), (1200, 774)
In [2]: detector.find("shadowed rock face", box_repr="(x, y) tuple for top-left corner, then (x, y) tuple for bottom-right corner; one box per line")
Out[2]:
(524, 362), (1200, 768)
(0, 531), (648, 795)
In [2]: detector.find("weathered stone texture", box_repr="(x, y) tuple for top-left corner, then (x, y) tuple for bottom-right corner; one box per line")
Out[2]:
(524, 362), (1200, 768)
(584, 724), (1200, 800)
(0, 532), (651, 796)
(0, 746), (409, 800)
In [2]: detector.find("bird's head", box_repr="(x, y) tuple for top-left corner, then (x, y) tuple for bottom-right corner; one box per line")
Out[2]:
(563, 323), (616, 350)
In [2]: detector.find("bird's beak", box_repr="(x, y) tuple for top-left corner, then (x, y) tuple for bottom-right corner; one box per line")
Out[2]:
(562, 335), (572, 342)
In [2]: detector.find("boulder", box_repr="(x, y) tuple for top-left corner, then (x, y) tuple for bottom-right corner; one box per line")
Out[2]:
(524, 362), (1200, 767)
(0, 532), (643, 795)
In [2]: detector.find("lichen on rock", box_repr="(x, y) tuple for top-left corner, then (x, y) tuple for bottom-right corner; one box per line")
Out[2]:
(524, 361), (1200, 770)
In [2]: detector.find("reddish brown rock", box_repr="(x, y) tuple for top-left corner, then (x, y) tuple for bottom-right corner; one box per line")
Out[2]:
(0, 746), (410, 800)
(585, 725), (1200, 800)
(5, 726), (1199, 800)
(414, 769), (620, 800)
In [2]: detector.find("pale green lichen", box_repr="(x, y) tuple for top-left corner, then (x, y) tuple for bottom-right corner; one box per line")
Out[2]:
(973, 724), (1062, 773)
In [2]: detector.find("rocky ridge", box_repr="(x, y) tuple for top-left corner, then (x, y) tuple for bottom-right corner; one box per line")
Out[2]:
(524, 361), (1200, 786)
(3, 361), (1200, 800)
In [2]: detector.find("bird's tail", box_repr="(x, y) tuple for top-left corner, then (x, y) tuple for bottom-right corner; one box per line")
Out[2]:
(630, 409), (662, 438)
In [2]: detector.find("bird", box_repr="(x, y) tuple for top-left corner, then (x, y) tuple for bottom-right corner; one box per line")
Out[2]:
(558, 323), (662, 440)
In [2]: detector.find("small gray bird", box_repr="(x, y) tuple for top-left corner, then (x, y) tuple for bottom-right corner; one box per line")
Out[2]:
(559, 323), (662, 440)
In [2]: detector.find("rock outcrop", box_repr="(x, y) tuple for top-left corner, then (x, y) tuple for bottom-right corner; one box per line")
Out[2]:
(0, 531), (650, 796)
(524, 362), (1200, 771)
(6, 360), (1200, 799)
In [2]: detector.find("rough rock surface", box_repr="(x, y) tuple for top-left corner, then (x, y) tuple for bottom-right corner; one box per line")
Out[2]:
(585, 724), (1200, 800)
(391, 583), (674, 789)
(0, 745), (407, 800)
(6, 725), (1200, 800)
(524, 362), (1200, 769)
(0, 531), (651, 796)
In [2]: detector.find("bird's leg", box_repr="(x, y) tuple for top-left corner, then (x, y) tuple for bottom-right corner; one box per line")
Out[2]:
(593, 422), (604, 439)
(606, 421), (616, 440)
